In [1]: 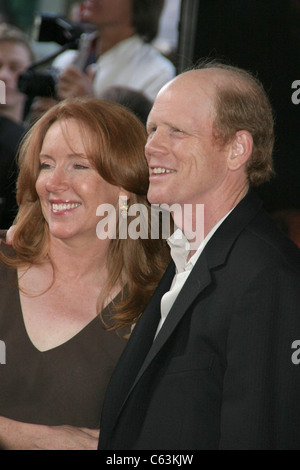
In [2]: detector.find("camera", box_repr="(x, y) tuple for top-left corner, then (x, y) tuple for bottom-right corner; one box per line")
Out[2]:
(18, 13), (89, 98)
(18, 68), (59, 98)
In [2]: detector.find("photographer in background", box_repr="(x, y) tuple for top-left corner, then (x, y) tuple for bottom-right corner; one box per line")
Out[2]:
(54, 0), (176, 102)
(0, 23), (33, 228)
(0, 23), (33, 124)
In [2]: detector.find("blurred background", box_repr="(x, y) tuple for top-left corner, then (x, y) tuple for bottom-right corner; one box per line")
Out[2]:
(178, 0), (300, 215)
(0, 0), (181, 62)
(0, 0), (299, 214)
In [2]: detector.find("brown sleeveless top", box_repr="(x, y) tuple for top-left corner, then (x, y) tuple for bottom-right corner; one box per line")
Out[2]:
(0, 258), (128, 428)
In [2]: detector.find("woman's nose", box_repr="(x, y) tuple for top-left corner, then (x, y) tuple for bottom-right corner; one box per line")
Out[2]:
(46, 168), (69, 193)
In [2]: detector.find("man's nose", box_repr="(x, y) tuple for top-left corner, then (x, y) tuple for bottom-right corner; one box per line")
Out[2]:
(0, 65), (15, 83)
(145, 129), (168, 156)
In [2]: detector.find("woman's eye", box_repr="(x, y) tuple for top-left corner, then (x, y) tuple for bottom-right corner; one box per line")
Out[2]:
(74, 164), (89, 169)
(39, 162), (51, 169)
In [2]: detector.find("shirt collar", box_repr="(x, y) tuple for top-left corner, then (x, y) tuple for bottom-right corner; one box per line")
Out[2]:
(167, 229), (189, 273)
(167, 210), (233, 273)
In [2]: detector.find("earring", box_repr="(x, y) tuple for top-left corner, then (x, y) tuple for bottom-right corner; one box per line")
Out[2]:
(119, 197), (129, 219)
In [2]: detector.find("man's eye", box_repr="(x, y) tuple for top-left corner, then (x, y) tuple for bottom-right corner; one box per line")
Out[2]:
(147, 127), (157, 136)
(10, 65), (24, 74)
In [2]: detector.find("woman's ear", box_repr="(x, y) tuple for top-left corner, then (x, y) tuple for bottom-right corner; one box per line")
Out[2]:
(227, 131), (253, 171)
(118, 189), (131, 220)
(119, 188), (131, 201)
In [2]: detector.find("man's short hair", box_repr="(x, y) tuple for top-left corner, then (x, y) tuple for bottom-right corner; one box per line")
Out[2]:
(132, 0), (165, 43)
(0, 23), (34, 61)
(196, 61), (275, 186)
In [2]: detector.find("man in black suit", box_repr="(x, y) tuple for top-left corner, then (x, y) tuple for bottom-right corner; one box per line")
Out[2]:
(98, 62), (300, 450)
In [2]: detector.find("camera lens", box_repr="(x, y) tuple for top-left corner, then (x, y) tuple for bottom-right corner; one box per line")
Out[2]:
(18, 69), (57, 97)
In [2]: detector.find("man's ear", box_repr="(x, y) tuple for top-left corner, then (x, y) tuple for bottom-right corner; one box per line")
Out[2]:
(227, 131), (253, 171)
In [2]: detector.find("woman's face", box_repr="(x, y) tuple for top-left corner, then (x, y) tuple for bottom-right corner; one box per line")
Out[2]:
(35, 118), (122, 242)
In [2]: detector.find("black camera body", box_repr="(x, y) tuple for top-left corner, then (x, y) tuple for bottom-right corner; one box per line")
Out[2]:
(18, 68), (58, 98)
(18, 13), (87, 98)
(33, 13), (84, 45)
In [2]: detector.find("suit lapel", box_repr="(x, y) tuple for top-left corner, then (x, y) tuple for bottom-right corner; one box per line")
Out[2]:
(130, 253), (212, 389)
(100, 261), (175, 434)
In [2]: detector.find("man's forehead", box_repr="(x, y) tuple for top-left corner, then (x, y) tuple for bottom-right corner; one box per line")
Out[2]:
(149, 71), (216, 119)
(170, 68), (217, 87)
(166, 67), (235, 94)
(0, 41), (32, 58)
(156, 70), (218, 105)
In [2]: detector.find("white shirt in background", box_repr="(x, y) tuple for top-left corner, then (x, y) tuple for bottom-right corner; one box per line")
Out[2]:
(53, 34), (175, 101)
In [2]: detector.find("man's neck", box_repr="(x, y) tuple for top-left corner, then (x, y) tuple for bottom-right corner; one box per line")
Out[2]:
(202, 185), (249, 237)
(172, 183), (249, 254)
(96, 26), (136, 55)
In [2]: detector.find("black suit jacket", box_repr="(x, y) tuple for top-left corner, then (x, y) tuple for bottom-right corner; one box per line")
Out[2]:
(99, 191), (300, 450)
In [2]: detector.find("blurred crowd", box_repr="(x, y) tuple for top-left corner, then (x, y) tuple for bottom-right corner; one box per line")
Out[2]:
(0, 0), (177, 228)
(0, 0), (299, 246)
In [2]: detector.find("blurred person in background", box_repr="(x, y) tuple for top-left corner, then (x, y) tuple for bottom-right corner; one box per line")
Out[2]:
(100, 85), (153, 126)
(0, 23), (33, 228)
(54, 0), (176, 102)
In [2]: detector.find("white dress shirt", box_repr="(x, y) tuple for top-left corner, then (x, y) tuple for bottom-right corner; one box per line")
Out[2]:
(155, 212), (232, 337)
(53, 34), (175, 101)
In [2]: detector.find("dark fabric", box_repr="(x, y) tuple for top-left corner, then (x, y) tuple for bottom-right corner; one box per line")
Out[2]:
(99, 190), (300, 450)
(0, 256), (127, 429)
(0, 116), (25, 229)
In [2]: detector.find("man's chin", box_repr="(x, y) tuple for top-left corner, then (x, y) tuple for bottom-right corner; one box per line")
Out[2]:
(147, 187), (167, 205)
(147, 195), (166, 206)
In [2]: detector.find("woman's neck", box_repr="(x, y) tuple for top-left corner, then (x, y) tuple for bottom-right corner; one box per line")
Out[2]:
(47, 237), (110, 282)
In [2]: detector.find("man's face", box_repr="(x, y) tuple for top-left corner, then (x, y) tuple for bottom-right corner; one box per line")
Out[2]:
(145, 71), (230, 208)
(0, 41), (31, 109)
(82, 0), (132, 28)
